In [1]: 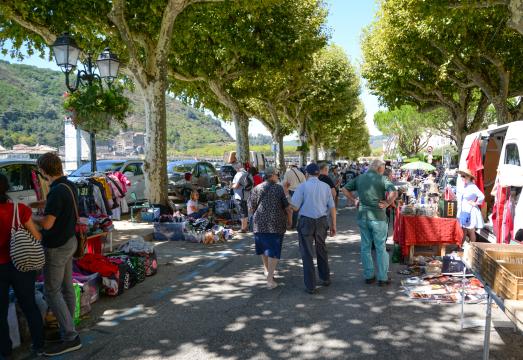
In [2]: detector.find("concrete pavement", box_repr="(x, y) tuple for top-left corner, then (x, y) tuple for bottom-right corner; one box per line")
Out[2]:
(32, 208), (523, 359)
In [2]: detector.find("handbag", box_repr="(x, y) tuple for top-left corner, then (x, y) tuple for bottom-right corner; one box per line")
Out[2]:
(459, 211), (471, 227)
(60, 184), (87, 259)
(9, 202), (45, 272)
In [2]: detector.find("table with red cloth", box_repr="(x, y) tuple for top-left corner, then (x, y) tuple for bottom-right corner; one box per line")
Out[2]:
(393, 210), (463, 258)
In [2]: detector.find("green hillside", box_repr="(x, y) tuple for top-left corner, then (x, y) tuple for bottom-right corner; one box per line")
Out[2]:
(0, 60), (232, 150)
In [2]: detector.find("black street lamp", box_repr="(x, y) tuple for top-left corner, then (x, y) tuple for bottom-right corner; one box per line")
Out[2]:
(52, 32), (120, 173)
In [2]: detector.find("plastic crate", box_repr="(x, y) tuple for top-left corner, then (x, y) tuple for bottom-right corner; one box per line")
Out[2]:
(153, 222), (185, 241)
(141, 208), (160, 222)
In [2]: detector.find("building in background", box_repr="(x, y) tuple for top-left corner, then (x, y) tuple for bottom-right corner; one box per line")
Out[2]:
(0, 143), (58, 160)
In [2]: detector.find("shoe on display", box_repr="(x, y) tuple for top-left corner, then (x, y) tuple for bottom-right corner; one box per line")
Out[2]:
(43, 336), (82, 357)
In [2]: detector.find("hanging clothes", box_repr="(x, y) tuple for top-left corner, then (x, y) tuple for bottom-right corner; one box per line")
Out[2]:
(89, 178), (113, 216)
(114, 171), (130, 194)
(502, 191), (515, 244)
(514, 192), (523, 239)
(491, 180), (509, 243)
(466, 137), (485, 195)
(92, 177), (113, 202)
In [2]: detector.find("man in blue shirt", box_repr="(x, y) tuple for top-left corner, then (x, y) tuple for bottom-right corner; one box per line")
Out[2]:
(291, 163), (336, 294)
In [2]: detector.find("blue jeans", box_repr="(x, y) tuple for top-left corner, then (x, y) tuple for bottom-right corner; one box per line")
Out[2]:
(357, 219), (389, 281)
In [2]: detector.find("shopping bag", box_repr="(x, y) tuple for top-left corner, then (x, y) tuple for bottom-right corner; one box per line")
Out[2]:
(10, 203), (45, 272)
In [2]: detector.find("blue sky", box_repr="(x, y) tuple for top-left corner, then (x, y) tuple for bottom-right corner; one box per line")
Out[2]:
(0, 0), (381, 138)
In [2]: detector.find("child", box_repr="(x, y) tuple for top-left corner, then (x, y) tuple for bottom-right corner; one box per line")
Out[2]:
(186, 191), (208, 219)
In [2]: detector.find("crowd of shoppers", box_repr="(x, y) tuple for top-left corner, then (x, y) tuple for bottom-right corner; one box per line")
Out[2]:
(240, 158), (400, 294)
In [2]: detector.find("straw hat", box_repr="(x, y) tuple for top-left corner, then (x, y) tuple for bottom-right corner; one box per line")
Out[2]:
(457, 168), (476, 179)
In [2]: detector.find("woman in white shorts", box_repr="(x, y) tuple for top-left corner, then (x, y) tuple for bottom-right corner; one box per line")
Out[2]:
(457, 168), (485, 242)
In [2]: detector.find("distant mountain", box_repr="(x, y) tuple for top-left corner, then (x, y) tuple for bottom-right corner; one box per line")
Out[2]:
(0, 60), (232, 150)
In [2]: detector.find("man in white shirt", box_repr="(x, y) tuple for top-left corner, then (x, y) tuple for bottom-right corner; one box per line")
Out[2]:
(282, 163), (306, 229)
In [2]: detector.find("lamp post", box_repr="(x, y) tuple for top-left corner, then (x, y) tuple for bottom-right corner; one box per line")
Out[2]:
(52, 33), (120, 172)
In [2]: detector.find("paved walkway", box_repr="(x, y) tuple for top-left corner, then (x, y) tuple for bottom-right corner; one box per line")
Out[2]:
(27, 209), (523, 359)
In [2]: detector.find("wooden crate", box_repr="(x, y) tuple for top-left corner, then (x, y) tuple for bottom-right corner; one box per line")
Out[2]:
(469, 243), (523, 275)
(492, 263), (523, 300)
(480, 249), (523, 287)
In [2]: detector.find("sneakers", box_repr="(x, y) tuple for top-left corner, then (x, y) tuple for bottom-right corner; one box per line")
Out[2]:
(377, 279), (392, 287)
(319, 280), (331, 287)
(43, 336), (82, 357)
(304, 288), (318, 295)
(365, 277), (376, 284)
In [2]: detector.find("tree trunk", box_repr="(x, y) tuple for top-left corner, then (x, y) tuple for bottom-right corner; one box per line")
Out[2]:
(271, 128), (285, 174)
(298, 120), (307, 167)
(139, 79), (168, 205)
(493, 100), (511, 125)
(232, 110), (250, 164)
(266, 102), (285, 174)
(310, 141), (319, 162)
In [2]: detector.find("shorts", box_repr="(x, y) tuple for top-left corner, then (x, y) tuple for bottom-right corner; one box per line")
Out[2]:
(235, 199), (248, 218)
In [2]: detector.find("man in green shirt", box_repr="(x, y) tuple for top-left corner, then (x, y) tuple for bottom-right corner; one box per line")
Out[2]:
(342, 159), (397, 286)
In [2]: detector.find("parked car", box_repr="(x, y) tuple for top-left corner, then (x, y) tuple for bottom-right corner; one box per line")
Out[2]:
(69, 159), (146, 203)
(167, 160), (219, 200)
(218, 164), (236, 184)
(0, 159), (38, 204)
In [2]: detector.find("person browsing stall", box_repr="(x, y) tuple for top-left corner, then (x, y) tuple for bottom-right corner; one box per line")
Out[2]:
(0, 174), (44, 358)
(291, 163), (336, 294)
(456, 168), (484, 243)
(31, 152), (82, 356)
(342, 159), (397, 286)
(231, 162), (254, 233)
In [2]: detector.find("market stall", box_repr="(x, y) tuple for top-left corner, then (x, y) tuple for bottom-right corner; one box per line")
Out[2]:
(395, 210), (463, 261)
(462, 242), (523, 360)
(8, 238), (158, 349)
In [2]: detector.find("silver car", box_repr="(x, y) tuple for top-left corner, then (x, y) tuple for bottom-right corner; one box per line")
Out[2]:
(69, 159), (146, 203)
(0, 159), (39, 204)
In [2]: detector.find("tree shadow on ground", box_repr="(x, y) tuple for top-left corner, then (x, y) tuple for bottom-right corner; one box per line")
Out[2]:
(56, 214), (523, 360)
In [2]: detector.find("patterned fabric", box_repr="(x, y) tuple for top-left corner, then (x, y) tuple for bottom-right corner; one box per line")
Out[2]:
(248, 181), (289, 234)
(395, 214), (463, 257)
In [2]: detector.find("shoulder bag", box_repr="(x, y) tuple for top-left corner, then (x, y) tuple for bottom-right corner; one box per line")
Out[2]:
(10, 203), (45, 272)
(60, 184), (87, 259)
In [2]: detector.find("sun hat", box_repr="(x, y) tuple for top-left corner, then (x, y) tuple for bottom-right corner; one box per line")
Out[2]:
(457, 168), (476, 179)
(306, 163), (320, 175)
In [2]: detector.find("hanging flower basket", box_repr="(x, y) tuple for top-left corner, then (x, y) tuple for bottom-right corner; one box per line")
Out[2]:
(63, 84), (129, 133)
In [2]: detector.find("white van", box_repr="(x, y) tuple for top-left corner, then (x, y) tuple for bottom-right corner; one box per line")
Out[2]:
(459, 121), (523, 242)
(223, 151), (266, 171)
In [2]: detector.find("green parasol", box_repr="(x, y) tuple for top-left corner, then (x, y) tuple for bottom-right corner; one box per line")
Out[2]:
(400, 161), (436, 171)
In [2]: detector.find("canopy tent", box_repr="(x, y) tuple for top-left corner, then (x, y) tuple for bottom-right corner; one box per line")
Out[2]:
(400, 161), (436, 171)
